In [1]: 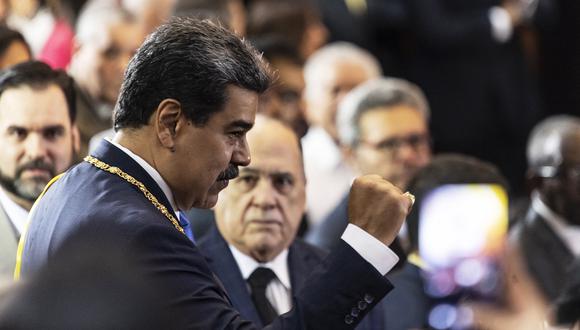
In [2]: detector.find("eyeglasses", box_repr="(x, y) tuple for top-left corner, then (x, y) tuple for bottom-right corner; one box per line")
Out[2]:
(357, 133), (431, 157)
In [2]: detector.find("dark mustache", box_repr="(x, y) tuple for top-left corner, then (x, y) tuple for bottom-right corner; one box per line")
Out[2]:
(16, 159), (55, 178)
(217, 165), (239, 181)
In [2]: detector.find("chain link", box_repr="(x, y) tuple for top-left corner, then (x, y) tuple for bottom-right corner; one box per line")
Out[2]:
(84, 155), (185, 235)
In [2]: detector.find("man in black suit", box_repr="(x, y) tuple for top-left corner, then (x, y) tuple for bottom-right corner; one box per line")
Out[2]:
(16, 17), (412, 329)
(200, 115), (383, 329)
(511, 115), (580, 303)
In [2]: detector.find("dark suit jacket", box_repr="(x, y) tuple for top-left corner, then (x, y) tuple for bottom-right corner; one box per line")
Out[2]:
(198, 227), (327, 327)
(199, 227), (386, 330)
(381, 262), (431, 330)
(511, 207), (575, 302)
(19, 140), (393, 329)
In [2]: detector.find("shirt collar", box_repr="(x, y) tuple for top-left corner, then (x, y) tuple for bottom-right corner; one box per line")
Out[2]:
(532, 191), (580, 255)
(0, 187), (29, 235)
(108, 139), (179, 215)
(229, 244), (291, 289)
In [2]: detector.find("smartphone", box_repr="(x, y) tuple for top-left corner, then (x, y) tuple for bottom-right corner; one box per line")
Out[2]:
(418, 184), (508, 330)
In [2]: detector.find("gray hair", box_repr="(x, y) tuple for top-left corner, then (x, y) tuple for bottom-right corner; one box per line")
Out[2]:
(75, 0), (135, 48)
(527, 115), (580, 169)
(69, 0), (136, 99)
(303, 42), (382, 102)
(337, 77), (430, 147)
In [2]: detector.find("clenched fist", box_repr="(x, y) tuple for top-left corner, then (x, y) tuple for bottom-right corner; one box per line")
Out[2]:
(348, 175), (413, 246)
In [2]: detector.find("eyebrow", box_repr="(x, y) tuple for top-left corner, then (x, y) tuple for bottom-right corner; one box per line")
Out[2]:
(226, 120), (253, 131)
(239, 168), (294, 178)
(239, 168), (260, 175)
(7, 124), (65, 132)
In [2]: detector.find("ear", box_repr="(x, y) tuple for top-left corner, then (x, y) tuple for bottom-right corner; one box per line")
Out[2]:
(71, 125), (80, 155)
(154, 99), (182, 151)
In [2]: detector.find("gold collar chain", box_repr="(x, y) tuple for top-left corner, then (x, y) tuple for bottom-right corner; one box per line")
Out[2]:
(84, 155), (185, 235)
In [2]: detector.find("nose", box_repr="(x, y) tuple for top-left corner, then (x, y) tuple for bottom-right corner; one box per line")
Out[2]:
(24, 133), (49, 161)
(232, 137), (251, 167)
(251, 177), (277, 209)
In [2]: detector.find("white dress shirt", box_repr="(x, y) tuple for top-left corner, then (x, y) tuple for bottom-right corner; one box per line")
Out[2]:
(302, 126), (356, 227)
(110, 139), (399, 275)
(0, 187), (29, 236)
(532, 191), (580, 256)
(229, 224), (400, 315)
(230, 246), (293, 314)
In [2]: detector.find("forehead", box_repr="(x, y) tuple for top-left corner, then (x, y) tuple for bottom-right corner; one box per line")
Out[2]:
(326, 61), (372, 87)
(209, 85), (259, 126)
(0, 84), (70, 126)
(358, 105), (427, 139)
(246, 122), (303, 177)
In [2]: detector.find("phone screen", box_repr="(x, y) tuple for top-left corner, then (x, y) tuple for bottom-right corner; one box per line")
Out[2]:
(418, 184), (508, 329)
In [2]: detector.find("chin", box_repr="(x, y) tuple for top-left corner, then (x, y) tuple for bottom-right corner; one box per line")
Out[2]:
(196, 194), (219, 209)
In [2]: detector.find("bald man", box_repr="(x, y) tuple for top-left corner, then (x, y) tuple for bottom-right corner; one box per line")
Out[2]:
(511, 115), (580, 303)
(198, 115), (383, 329)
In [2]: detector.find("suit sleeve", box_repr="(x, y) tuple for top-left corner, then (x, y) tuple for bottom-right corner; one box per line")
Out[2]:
(130, 223), (393, 329)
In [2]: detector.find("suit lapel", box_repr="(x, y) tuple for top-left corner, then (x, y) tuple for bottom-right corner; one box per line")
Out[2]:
(200, 227), (263, 326)
(0, 203), (18, 277)
(90, 140), (175, 216)
(523, 209), (574, 300)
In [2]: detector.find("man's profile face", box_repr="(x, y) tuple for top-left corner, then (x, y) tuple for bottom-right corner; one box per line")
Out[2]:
(352, 105), (431, 189)
(97, 21), (144, 105)
(215, 119), (306, 261)
(0, 84), (77, 202)
(167, 86), (259, 210)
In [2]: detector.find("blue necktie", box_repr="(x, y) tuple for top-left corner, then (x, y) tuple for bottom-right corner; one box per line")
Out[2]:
(178, 212), (195, 243)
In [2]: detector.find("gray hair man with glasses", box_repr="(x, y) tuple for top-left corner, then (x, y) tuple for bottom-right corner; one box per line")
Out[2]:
(511, 115), (580, 304)
(307, 77), (431, 251)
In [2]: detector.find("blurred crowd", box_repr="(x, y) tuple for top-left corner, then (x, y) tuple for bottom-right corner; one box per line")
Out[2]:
(0, 0), (578, 329)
